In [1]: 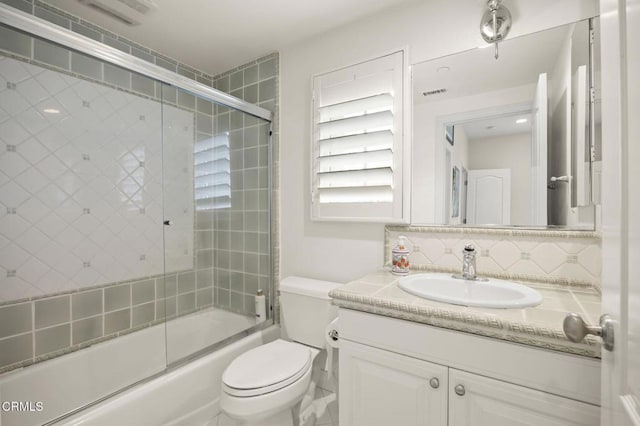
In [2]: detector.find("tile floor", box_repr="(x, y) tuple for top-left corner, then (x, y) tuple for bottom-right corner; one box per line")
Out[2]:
(311, 386), (339, 426)
(212, 385), (339, 426)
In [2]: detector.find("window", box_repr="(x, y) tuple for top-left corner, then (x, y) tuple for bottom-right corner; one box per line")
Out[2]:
(311, 51), (408, 222)
(194, 133), (231, 210)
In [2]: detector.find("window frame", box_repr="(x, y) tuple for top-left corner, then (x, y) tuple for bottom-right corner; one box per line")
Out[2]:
(309, 49), (411, 223)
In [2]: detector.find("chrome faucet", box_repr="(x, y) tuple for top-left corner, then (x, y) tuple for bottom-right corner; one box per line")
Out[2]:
(453, 244), (487, 281)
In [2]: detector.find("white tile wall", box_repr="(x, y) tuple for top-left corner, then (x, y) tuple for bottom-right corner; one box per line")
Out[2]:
(386, 227), (601, 288)
(0, 56), (194, 302)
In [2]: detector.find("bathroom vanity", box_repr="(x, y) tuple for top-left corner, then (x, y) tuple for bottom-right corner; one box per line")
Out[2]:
(330, 271), (601, 426)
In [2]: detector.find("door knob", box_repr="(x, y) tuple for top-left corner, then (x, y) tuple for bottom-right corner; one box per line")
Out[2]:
(563, 313), (614, 351)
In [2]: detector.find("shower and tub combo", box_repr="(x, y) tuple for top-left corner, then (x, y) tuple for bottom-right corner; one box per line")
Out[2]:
(0, 4), (280, 425)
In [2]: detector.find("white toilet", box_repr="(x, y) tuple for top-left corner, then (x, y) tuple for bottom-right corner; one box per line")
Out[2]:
(220, 276), (341, 426)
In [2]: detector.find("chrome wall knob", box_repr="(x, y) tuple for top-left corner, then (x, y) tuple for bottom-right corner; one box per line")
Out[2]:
(454, 384), (466, 396)
(563, 313), (614, 351)
(429, 377), (440, 389)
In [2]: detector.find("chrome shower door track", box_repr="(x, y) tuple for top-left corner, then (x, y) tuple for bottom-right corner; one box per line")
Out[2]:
(0, 3), (273, 122)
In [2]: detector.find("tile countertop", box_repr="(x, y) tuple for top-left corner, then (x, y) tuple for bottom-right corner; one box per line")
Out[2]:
(329, 270), (602, 359)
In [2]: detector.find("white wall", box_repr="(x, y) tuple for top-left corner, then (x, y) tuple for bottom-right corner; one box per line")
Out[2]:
(547, 25), (573, 226)
(446, 126), (470, 225)
(468, 133), (532, 226)
(279, 0), (599, 283)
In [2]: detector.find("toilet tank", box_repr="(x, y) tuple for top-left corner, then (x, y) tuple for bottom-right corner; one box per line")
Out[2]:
(279, 276), (342, 349)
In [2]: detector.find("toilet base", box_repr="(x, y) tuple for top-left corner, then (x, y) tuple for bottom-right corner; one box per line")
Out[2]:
(223, 383), (319, 426)
(235, 407), (296, 426)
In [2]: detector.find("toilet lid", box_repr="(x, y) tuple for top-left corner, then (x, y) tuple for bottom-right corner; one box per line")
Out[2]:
(222, 339), (312, 397)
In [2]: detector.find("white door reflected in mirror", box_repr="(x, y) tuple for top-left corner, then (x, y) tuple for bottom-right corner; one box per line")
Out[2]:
(466, 169), (511, 225)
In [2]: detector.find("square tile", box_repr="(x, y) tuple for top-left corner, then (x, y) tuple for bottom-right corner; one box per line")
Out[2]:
(71, 289), (102, 320)
(132, 302), (154, 327)
(34, 39), (69, 70)
(0, 24), (32, 58)
(72, 316), (102, 345)
(0, 302), (32, 338)
(105, 284), (130, 312)
(34, 295), (70, 329)
(0, 333), (32, 368)
(35, 323), (70, 356)
(104, 309), (130, 334)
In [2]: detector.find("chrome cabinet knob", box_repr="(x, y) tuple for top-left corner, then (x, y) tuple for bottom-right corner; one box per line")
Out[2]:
(454, 384), (466, 396)
(563, 313), (614, 351)
(429, 377), (440, 389)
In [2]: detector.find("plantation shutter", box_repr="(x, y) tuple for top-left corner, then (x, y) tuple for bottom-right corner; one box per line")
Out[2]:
(311, 51), (406, 222)
(194, 133), (231, 210)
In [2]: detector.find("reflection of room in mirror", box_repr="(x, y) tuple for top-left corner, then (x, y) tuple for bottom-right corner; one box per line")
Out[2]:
(457, 114), (526, 225)
(411, 18), (599, 230)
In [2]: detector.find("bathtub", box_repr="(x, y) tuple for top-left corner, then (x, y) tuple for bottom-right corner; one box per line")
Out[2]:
(0, 307), (278, 426)
(166, 308), (258, 363)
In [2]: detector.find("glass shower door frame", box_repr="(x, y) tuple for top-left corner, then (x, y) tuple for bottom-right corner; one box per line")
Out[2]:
(0, 3), (275, 423)
(0, 4), (272, 122)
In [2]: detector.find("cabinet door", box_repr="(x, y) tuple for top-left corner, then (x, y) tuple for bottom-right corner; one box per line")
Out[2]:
(339, 340), (447, 426)
(448, 369), (600, 426)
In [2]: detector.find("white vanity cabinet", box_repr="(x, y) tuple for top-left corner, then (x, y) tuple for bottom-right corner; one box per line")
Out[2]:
(339, 309), (601, 426)
(447, 369), (599, 426)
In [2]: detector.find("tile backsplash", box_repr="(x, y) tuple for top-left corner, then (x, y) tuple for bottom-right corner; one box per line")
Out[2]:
(386, 226), (601, 289)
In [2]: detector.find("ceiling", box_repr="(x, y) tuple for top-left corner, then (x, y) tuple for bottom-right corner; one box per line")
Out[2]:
(44, 0), (418, 76)
(412, 23), (570, 105)
(459, 112), (532, 140)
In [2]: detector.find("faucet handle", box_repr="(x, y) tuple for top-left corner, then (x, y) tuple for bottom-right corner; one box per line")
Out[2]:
(463, 243), (476, 253)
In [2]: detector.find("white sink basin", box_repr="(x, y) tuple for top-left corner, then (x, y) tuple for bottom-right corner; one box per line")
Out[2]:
(398, 273), (542, 309)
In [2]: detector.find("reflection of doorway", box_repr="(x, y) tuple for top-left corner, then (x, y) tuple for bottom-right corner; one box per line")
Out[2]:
(436, 102), (534, 225)
(466, 169), (511, 225)
(435, 73), (549, 226)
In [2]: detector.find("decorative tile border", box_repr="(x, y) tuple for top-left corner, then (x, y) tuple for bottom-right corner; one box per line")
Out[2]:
(387, 225), (599, 239)
(0, 269), (222, 374)
(385, 226), (602, 289)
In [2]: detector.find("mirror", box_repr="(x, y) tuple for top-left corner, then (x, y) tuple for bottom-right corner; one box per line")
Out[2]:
(411, 18), (600, 229)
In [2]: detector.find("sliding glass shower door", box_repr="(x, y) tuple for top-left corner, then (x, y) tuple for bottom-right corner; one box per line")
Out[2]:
(162, 84), (272, 364)
(0, 25), (169, 425)
(0, 4), (274, 423)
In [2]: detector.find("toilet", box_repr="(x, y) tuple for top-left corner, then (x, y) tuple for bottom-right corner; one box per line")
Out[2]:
(220, 276), (341, 426)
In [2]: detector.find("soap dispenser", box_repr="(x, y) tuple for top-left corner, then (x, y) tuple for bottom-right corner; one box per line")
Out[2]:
(391, 235), (411, 276)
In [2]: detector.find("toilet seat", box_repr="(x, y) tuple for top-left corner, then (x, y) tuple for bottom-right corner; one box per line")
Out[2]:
(222, 339), (312, 397)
